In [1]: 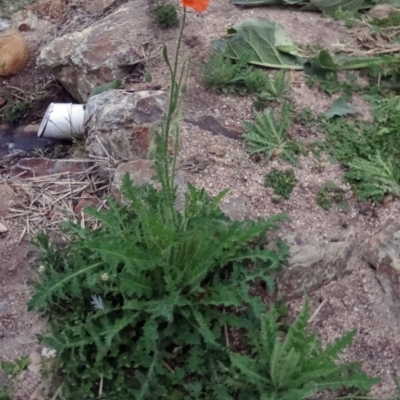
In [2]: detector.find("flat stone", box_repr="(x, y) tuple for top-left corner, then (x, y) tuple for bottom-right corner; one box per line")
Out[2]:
(0, 222), (8, 233)
(0, 184), (18, 217)
(10, 158), (90, 178)
(74, 192), (102, 214)
(365, 224), (400, 317)
(275, 226), (357, 301)
(37, 0), (147, 102)
(85, 90), (167, 161)
(368, 4), (400, 20)
(185, 114), (244, 140)
(0, 18), (10, 32)
(112, 159), (187, 211)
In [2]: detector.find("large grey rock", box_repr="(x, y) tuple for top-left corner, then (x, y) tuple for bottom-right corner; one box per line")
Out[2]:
(275, 226), (356, 300)
(365, 224), (400, 317)
(84, 90), (167, 161)
(37, 1), (148, 102)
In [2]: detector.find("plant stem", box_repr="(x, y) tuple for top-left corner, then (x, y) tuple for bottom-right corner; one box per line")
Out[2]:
(163, 7), (187, 219)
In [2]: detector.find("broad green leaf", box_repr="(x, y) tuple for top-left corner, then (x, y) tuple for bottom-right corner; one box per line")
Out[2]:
(310, 0), (364, 14)
(88, 79), (122, 99)
(305, 50), (388, 77)
(214, 18), (304, 69)
(324, 98), (357, 119)
(304, 50), (337, 78)
(331, 53), (388, 70)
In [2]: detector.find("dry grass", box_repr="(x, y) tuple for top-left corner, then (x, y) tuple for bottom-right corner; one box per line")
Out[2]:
(1, 156), (116, 238)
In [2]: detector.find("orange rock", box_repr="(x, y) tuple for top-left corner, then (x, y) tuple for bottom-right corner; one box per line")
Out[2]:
(0, 34), (30, 76)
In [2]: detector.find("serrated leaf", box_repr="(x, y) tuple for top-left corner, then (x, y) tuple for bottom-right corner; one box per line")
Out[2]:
(214, 18), (304, 69)
(91, 294), (105, 310)
(324, 98), (357, 120)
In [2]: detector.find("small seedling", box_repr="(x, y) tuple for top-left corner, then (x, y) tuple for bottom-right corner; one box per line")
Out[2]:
(253, 70), (289, 110)
(201, 52), (284, 97)
(347, 152), (400, 203)
(153, 2), (178, 29)
(316, 180), (349, 212)
(243, 101), (304, 166)
(0, 356), (30, 399)
(265, 168), (296, 200)
(0, 100), (29, 125)
(318, 95), (400, 202)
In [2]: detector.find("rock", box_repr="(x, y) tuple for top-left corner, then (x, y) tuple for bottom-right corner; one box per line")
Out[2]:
(10, 158), (90, 178)
(0, 222), (8, 233)
(74, 192), (102, 214)
(220, 195), (247, 221)
(37, 1), (147, 102)
(0, 184), (18, 217)
(365, 224), (400, 317)
(85, 90), (167, 161)
(0, 34), (30, 76)
(368, 4), (400, 20)
(87, 0), (119, 13)
(275, 226), (356, 301)
(11, 9), (39, 31)
(112, 159), (188, 211)
(28, 351), (42, 373)
(185, 114), (244, 140)
(0, 18), (10, 32)
(206, 144), (226, 157)
(112, 160), (159, 202)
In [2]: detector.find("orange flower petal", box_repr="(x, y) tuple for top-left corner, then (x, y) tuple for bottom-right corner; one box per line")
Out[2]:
(181, 0), (209, 12)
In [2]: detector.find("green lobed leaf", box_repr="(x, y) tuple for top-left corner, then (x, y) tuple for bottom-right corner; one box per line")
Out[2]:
(214, 18), (304, 69)
(324, 97), (357, 119)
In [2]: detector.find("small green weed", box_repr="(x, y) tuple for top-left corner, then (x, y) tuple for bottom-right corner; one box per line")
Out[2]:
(347, 152), (400, 202)
(0, 100), (30, 125)
(297, 107), (316, 126)
(318, 95), (400, 202)
(265, 168), (296, 200)
(201, 53), (288, 99)
(230, 299), (378, 399)
(253, 69), (289, 109)
(0, 356), (30, 400)
(243, 101), (305, 166)
(316, 180), (349, 212)
(153, 2), (179, 29)
(332, 8), (360, 28)
(307, 72), (361, 98)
